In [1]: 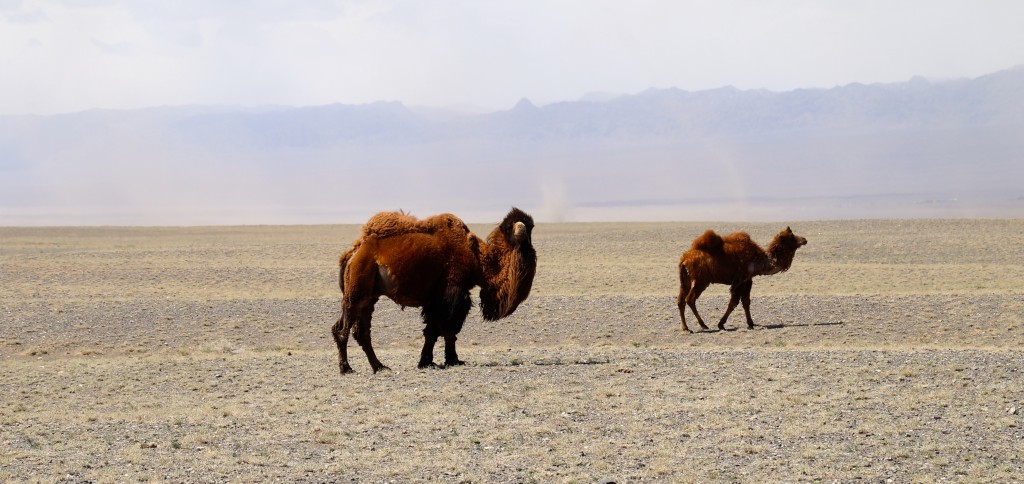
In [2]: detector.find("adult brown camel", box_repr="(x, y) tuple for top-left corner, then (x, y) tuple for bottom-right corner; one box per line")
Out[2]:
(676, 227), (807, 333)
(332, 208), (537, 374)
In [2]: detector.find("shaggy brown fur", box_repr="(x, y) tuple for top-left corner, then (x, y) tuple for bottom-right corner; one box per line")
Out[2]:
(332, 208), (537, 374)
(338, 211), (473, 292)
(360, 211), (470, 239)
(677, 227), (807, 333)
(479, 211), (537, 321)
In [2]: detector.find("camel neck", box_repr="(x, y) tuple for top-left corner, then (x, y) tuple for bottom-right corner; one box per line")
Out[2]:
(479, 241), (537, 321)
(766, 240), (796, 274)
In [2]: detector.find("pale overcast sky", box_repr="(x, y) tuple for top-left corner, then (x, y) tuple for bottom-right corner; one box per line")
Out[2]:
(2, 0), (1022, 115)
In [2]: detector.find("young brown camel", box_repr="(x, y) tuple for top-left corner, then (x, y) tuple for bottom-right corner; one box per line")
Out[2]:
(332, 208), (537, 374)
(677, 227), (807, 333)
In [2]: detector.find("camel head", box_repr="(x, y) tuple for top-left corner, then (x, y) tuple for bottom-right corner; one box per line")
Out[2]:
(780, 226), (808, 249)
(480, 207), (538, 321)
(766, 226), (807, 274)
(491, 207), (534, 247)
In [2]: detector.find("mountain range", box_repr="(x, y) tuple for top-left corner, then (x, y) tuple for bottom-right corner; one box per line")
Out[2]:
(2, 67), (1022, 225)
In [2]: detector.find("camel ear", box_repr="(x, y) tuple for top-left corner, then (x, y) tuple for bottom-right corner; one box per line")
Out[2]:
(785, 226), (792, 234)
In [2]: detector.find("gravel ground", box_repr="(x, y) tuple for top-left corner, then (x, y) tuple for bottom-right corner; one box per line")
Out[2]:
(2, 220), (1023, 482)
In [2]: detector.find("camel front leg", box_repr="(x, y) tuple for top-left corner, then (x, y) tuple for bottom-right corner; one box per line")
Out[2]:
(419, 325), (440, 369)
(422, 288), (470, 367)
(738, 280), (756, 329)
(718, 284), (743, 331)
(443, 333), (464, 367)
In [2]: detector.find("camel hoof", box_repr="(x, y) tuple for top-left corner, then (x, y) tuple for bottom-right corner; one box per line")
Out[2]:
(340, 364), (354, 375)
(418, 361), (440, 369)
(371, 365), (392, 374)
(445, 359), (466, 367)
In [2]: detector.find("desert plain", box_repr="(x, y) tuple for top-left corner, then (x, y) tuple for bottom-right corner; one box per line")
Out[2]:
(1, 218), (1023, 482)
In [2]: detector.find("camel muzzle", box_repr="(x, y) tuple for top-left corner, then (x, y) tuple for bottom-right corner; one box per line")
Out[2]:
(513, 222), (527, 242)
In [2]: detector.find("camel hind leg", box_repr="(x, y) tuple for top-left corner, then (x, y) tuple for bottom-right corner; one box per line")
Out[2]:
(685, 280), (711, 331)
(336, 297), (389, 373)
(332, 249), (357, 375)
(350, 302), (388, 373)
(341, 246), (389, 373)
(677, 263), (692, 333)
(331, 314), (354, 374)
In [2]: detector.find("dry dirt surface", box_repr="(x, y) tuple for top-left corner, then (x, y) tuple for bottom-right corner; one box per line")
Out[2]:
(2, 219), (1023, 482)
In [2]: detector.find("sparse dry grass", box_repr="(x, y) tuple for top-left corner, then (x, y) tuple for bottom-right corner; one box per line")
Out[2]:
(2, 219), (1023, 481)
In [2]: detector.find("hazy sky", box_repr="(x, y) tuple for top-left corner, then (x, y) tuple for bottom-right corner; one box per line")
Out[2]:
(2, 0), (1023, 115)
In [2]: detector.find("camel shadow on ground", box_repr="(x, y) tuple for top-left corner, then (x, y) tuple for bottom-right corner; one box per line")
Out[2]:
(694, 321), (844, 334)
(759, 321), (845, 330)
(466, 357), (613, 370)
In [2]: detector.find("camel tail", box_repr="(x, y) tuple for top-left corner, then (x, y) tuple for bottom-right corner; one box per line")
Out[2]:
(338, 248), (355, 293)
(678, 260), (690, 292)
(677, 258), (693, 305)
(338, 255), (346, 292)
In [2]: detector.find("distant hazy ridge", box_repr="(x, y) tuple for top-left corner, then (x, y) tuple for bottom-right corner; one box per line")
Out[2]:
(1, 67), (1022, 225)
